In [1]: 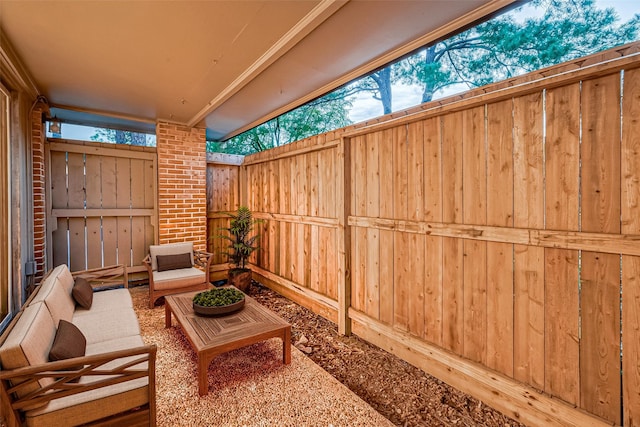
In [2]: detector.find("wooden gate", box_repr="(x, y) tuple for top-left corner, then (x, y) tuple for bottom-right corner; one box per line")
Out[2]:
(46, 139), (157, 274)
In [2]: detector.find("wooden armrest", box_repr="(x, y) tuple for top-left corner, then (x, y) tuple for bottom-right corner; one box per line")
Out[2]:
(0, 344), (157, 411)
(72, 264), (128, 289)
(193, 250), (214, 269)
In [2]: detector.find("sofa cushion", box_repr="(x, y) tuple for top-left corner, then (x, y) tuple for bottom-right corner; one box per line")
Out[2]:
(73, 288), (133, 317)
(0, 303), (56, 401)
(31, 277), (75, 325)
(72, 278), (93, 309)
(54, 265), (75, 295)
(156, 252), (192, 272)
(49, 320), (86, 364)
(72, 308), (141, 345)
(152, 267), (205, 290)
(149, 242), (194, 271)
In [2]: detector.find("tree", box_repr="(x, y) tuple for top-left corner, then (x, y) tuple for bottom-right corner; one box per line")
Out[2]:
(396, 0), (640, 102)
(211, 88), (353, 155)
(91, 129), (150, 146)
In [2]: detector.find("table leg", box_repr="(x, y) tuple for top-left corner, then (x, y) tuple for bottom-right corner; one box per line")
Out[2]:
(165, 304), (172, 328)
(198, 354), (209, 396)
(283, 326), (291, 365)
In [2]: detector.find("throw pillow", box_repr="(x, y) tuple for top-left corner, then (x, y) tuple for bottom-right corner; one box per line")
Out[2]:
(156, 252), (192, 272)
(72, 277), (93, 309)
(49, 320), (87, 381)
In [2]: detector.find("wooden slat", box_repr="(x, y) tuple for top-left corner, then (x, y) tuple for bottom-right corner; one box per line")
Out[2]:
(544, 82), (580, 406)
(423, 117), (442, 345)
(365, 132), (380, 319)
(512, 92), (545, 390)
(486, 99), (514, 377)
(622, 66), (640, 427)
(347, 216), (640, 256)
(378, 129), (394, 326)
(352, 135), (366, 312)
(441, 111), (464, 354)
(116, 157), (131, 266)
(579, 74), (622, 424)
(462, 105), (487, 365)
(85, 154), (102, 269)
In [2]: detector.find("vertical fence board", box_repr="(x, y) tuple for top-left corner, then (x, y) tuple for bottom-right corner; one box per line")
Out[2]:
(101, 157), (118, 266)
(365, 132), (380, 319)
(130, 159), (146, 266)
(379, 129), (395, 326)
(441, 111), (464, 354)
(85, 155), (102, 269)
(513, 92), (545, 389)
(423, 117), (443, 345)
(545, 83), (581, 406)
(408, 122), (425, 337)
(486, 99), (514, 377)
(352, 135), (367, 312)
(462, 106), (487, 365)
(622, 66), (640, 427)
(67, 153), (85, 270)
(580, 74), (622, 424)
(116, 157), (131, 266)
(393, 125), (410, 331)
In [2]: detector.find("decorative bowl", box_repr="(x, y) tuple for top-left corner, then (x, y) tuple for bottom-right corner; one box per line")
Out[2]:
(192, 288), (246, 317)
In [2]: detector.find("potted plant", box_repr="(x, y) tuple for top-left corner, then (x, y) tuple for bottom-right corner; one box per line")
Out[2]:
(192, 287), (245, 316)
(220, 206), (260, 292)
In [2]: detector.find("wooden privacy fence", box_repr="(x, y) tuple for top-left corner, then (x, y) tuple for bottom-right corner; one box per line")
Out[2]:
(47, 140), (157, 273)
(208, 44), (640, 427)
(206, 153), (242, 274)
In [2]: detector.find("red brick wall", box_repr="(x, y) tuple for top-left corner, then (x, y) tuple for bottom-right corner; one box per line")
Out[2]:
(156, 122), (207, 251)
(31, 106), (46, 281)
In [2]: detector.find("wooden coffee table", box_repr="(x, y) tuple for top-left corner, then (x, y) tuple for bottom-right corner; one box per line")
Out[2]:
(165, 288), (291, 396)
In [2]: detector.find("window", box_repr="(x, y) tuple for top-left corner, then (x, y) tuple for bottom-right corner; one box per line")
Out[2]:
(0, 83), (11, 328)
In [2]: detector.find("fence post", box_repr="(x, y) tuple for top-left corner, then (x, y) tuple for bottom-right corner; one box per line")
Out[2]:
(337, 136), (351, 335)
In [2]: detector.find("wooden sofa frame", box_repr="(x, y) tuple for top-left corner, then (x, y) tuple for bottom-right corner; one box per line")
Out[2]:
(0, 265), (157, 427)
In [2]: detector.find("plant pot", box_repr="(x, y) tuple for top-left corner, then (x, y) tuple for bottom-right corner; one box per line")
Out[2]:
(228, 268), (252, 293)
(193, 298), (245, 316)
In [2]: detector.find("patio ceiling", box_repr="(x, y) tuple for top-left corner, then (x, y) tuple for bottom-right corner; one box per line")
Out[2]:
(0, 0), (514, 140)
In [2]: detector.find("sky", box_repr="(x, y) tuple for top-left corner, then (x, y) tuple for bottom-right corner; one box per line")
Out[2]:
(56, 0), (640, 142)
(348, 0), (640, 123)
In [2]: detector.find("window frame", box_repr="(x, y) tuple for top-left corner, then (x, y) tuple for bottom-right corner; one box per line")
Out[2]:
(0, 83), (12, 330)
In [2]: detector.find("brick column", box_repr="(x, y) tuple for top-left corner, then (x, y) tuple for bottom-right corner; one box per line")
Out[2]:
(31, 106), (46, 281)
(155, 121), (207, 251)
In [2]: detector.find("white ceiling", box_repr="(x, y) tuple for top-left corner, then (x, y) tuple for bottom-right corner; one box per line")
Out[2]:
(0, 0), (514, 140)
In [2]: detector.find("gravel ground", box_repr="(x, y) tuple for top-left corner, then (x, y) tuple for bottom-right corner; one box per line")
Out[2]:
(247, 281), (525, 427)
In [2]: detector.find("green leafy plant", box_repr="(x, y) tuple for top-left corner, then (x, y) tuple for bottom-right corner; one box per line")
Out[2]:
(219, 206), (260, 269)
(192, 288), (245, 307)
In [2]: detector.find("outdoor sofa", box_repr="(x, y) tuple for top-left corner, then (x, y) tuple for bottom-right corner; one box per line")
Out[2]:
(0, 264), (156, 427)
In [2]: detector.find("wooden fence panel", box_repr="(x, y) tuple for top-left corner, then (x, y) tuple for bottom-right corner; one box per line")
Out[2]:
(225, 46), (640, 427)
(47, 141), (157, 272)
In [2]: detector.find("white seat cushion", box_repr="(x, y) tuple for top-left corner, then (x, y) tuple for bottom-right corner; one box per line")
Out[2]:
(73, 288), (133, 318)
(152, 267), (205, 290)
(149, 242), (194, 271)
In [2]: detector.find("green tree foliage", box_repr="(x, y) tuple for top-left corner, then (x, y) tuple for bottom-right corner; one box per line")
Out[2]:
(209, 88), (354, 155)
(91, 129), (151, 146)
(396, 0), (640, 102)
(210, 0), (639, 155)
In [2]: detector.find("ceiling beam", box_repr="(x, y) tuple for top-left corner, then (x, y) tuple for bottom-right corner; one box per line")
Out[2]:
(186, 0), (348, 128)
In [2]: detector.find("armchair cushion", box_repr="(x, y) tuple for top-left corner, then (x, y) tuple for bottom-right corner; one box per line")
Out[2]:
(156, 252), (192, 272)
(152, 267), (205, 290)
(149, 242), (194, 271)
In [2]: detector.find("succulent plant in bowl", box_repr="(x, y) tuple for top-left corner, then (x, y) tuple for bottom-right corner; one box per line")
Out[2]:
(192, 288), (245, 316)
